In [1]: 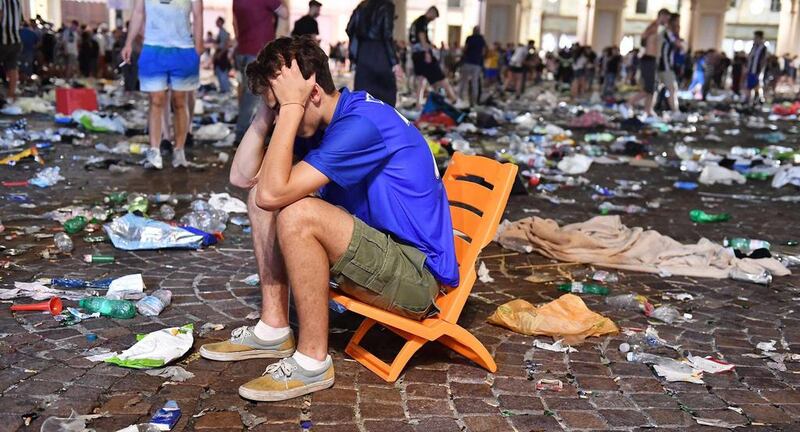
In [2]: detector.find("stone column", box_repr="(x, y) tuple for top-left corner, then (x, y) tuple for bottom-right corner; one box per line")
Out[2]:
(776, 0), (800, 56)
(394, 0), (407, 42)
(577, 0), (626, 50)
(684, 0), (728, 51)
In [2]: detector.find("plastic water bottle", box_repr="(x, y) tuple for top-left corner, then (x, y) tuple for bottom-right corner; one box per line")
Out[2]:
(160, 204), (176, 221)
(558, 282), (609, 295)
(79, 297), (136, 319)
(50, 278), (114, 289)
(724, 237), (771, 253)
(54, 232), (74, 253)
(606, 294), (654, 315)
(136, 290), (173, 316)
(689, 209), (730, 223)
(626, 352), (673, 366)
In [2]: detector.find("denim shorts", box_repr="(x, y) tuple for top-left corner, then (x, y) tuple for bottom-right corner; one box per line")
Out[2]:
(331, 217), (441, 321)
(138, 45), (200, 92)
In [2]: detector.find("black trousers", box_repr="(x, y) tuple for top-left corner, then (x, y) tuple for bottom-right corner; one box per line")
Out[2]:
(354, 40), (397, 107)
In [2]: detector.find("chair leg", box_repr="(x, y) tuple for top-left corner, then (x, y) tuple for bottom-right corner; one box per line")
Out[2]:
(343, 319), (428, 382)
(437, 324), (497, 373)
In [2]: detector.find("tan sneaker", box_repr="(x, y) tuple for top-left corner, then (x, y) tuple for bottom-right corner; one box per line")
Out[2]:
(239, 357), (335, 402)
(199, 326), (295, 361)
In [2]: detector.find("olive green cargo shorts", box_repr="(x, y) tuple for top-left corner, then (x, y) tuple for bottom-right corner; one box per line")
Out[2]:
(331, 217), (441, 321)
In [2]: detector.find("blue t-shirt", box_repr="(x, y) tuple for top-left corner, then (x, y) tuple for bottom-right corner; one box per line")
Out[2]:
(296, 89), (459, 287)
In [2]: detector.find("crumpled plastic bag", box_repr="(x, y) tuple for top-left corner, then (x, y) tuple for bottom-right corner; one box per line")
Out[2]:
(557, 154), (593, 175)
(104, 213), (204, 250)
(40, 410), (106, 432)
(16, 97), (53, 114)
(487, 294), (618, 345)
(72, 109), (126, 134)
(29, 166), (65, 188)
(194, 123), (231, 141)
(698, 164), (746, 185)
(772, 166), (800, 189)
(208, 192), (247, 213)
(106, 324), (193, 368)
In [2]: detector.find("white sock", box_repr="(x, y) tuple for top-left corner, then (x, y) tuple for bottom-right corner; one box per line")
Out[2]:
(292, 350), (330, 371)
(253, 320), (290, 341)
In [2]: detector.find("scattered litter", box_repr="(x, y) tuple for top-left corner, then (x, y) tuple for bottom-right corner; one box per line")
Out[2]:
(145, 366), (195, 382)
(535, 379), (564, 391)
(198, 323), (225, 337)
(533, 339), (577, 353)
(477, 261), (494, 283)
(106, 324), (194, 369)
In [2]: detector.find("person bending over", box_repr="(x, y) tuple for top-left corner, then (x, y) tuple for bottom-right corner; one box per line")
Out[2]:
(199, 36), (458, 402)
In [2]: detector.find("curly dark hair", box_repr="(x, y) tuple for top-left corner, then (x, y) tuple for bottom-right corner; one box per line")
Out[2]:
(245, 35), (336, 96)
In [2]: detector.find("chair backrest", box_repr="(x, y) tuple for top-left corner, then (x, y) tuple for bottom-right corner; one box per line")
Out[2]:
(436, 152), (518, 324)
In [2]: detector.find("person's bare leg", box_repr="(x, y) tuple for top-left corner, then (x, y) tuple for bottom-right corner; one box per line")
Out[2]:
(148, 91), (167, 149)
(416, 77), (427, 106)
(161, 91), (173, 142)
(643, 93), (655, 116)
(7, 69), (18, 101)
(187, 91), (196, 135)
(171, 91), (189, 150)
(276, 198), (354, 361)
(247, 189), (290, 327)
(668, 83), (680, 113)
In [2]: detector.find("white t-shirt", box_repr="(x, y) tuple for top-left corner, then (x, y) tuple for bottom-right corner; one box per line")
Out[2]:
(64, 28), (79, 56)
(509, 46), (527, 68)
(144, 0), (195, 48)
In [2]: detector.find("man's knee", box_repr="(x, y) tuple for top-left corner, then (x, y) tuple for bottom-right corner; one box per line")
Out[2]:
(276, 198), (320, 239)
(150, 92), (167, 109)
(171, 92), (188, 109)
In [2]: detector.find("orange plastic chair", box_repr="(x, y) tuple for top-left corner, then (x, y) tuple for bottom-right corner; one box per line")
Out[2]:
(330, 152), (519, 382)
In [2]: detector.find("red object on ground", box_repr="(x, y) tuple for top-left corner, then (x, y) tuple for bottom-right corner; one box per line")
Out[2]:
(56, 88), (98, 115)
(2, 180), (29, 187)
(417, 112), (456, 128)
(10, 297), (63, 316)
(772, 102), (800, 116)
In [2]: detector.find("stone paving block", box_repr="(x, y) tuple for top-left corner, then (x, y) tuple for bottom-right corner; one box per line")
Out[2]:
(194, 411), (243, 429)
(496, 394), (544, 412)
(675, 392), (729, 410)
(508, 413), (564, 431)
(644, 408), (694, 427)
(558, 410), (608, 429)
(406, 398), (452, 417)
(405, 383), (449, 399)
(453, 398), (500, 415)
(312, 403), (356, 424)
(598, 409), (650, 427)
(589, 392), (637, 409)
(461, 415), (512, 432)
(760, 389), (800, 404)
(575, 376), (620, 391)
(618, 377), (665, 394)
(359, 402), (406, 419)
(449, 382), (493, 399)
(364, 420), (415, 432)
(359, 385), (402, 404)
(99, 394), (153, 415)
(738, 404), (792, 424)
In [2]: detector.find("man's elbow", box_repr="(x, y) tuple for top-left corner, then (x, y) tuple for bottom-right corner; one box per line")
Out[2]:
(255, 189), (284, 212)
(229, 172), (253, 190)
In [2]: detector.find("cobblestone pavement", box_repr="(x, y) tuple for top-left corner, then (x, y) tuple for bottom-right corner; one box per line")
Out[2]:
(1, 104), (800, 432)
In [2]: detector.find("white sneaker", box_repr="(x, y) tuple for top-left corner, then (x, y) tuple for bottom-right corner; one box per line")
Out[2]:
(145, 148), (163, 170)
(172, 148), (189, 168)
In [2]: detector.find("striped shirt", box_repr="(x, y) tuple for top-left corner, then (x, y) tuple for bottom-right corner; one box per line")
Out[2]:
(747, 42), (767, 75)
(658, 30), (675, 72)
(0, 0), (21, 45)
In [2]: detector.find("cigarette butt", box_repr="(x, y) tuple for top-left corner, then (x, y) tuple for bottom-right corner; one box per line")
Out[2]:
(118, 61), (127, 68)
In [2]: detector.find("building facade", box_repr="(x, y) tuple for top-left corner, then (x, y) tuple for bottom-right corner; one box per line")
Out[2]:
(22, 0), (800, 56)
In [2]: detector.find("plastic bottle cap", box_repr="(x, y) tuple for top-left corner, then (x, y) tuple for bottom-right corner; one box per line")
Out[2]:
(619, 342), (630, 353)
(626, 352), (635, 362)
(86, 333), (97, 342)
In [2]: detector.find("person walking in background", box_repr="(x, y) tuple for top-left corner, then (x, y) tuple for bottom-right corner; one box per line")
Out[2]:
(628, 8), (670, 118)
(0, 0), (23, 103)
(657, 13), (680, 115)
(602, 46), (622, 99)
(457, 26), (485, 107)
(63, 20), (80, 78)
(348, 0), (403, 106)
(483, 43), (500, 87)
(744, 30), (768, 105)
(292, 0), (321, 39)
(409, 6), (459, 106)
(213, 17), (232, 93)
(731, 51), (746, 97)
(78, 28), (99, 78)
(232, 0), (288, 143)
(122, 0), (203, 170)
(18, 20), (38, 83)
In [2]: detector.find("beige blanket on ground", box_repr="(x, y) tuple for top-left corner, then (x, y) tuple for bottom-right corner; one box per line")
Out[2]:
(497, 216), (790, 279)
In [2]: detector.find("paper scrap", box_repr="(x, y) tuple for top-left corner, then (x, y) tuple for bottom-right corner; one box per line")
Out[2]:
(533, 339), (577, 353)
(478, 261), (494, 283)
(687, 355), (736, 374)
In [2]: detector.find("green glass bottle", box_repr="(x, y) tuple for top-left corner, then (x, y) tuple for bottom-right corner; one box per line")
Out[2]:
(63, 216), (88, 234)
(558, 282), (610, 295)
(79, 297), (136, 319)
(690, 210), (730, 223)
(104, 191), (128, 205)
(724, 238), (771, 252)
(745, 172), (771, 181)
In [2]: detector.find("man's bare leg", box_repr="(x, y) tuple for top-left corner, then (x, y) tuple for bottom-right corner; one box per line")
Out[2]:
(247, 188), (290, 328)
(6, 69), (18, 102)
(643, 93), (655, 116)
(275, 197), (354, 361)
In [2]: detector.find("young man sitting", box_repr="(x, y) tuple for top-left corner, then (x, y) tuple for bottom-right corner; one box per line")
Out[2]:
(199, 36), (459, 402)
